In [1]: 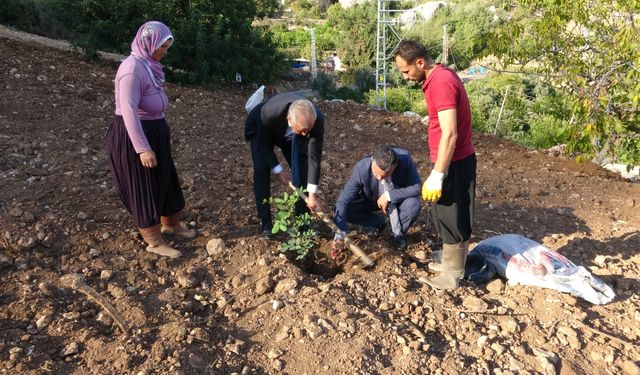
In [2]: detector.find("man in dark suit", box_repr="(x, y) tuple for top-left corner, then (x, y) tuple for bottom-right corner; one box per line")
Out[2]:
(245, 92), (324, 238)
(333, 147), (421, 251)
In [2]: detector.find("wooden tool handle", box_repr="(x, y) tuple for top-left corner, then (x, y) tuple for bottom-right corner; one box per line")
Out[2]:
(288, 183), (374, 268)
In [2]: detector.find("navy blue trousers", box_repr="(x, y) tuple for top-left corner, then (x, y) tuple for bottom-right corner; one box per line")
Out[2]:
(344, 197), (421, 236)
(249, 136), (309, 224)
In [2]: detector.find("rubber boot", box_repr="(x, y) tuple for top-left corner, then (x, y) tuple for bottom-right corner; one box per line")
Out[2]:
(140, 225), (182, 258)
(420, 242), (468, 291)
(428, 241), (468, 272)
(161, 215), (196, 239)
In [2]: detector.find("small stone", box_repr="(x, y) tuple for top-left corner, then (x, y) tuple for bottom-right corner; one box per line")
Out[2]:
(415, 251), (427, 261)
(490, 342), (505, 355)
(100, 270), (113, 280)
(257, 257), (268, 266)
(206, 238), (225, 256)
(275, 278), (298, 294)
(306, 323), (324, 339)
(9, 346), (23, 360)
(486, 278), (505, 293)
(272, 300), (284, 310)
(255, 277), (274, 295)
(63, 312), (81, 320)
(317, 318), (334, 331)
(477, 335), (489, 347)
(96, 312), (113, 326)
(41, 232), (56, 248)
(593, 255), (610, 267)
(500, 319), (519, 334)
(267, 348), (283, 359)
(107, 284), (126, 299)
(462, 296), (488, 311)
(36, 315), (53, 330)
(175, 270), (197, 288)
(22, 212), (35, 223)
(272, 359), (284, 371)
(89, 248), (102, 257)
(557, 326), (580, 348)
(60, 342), (80, 357)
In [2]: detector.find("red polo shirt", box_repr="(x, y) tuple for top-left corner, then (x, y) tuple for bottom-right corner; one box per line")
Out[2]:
(421, 64), (475, 163)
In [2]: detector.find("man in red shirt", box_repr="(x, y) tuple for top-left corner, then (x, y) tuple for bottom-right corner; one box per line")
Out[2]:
(394, 40), (477, 291)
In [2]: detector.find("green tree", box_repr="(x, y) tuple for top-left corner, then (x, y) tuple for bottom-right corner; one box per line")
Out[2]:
(255, 0), (281, 18)
(488, 0), (640, 166)
(325, 2), (377, 68)
(0, 0), (284, 85)
(407, 0), (498, 70)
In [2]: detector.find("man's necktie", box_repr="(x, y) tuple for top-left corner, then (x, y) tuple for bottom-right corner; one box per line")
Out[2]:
(382, 179), (401, 236)
(290, 133), (300, 186)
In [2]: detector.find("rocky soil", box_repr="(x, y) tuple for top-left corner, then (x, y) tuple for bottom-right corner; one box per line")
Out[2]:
(1, 36), (639, 375)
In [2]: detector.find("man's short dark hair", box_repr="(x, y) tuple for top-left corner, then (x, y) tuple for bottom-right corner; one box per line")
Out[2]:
(393, 40), (431, 64)
(372, 147), (398, 172)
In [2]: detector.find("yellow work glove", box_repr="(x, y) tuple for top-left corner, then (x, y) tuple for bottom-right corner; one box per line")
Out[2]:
(422, 170), (445, 202)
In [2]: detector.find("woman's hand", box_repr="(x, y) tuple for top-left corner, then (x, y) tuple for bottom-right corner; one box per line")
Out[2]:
(140, 151), (157, 168)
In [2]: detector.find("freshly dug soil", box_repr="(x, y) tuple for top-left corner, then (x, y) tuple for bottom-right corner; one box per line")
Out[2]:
(1, 36), (639, 375)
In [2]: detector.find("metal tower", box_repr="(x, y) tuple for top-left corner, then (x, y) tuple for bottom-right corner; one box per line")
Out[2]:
(375, 0), (418, 109)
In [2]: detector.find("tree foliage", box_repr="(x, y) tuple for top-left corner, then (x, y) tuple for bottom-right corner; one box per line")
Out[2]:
(325, 2), (377, 68)
(488, 0), (640, 166)
(407, 0), (498, 70)
(0, 0), (284, 85)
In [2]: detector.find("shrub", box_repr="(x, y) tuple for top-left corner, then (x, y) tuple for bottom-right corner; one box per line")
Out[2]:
(312, 72), (337, 98)
(365, 86), (426, 115)
(266, 187), (316, 261)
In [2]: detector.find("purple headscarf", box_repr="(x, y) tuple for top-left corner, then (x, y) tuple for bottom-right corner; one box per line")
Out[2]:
(130, 21), (173, 88)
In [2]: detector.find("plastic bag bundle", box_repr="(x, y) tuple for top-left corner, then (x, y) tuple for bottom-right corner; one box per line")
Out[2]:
(244, 85), (265, 113)
(470, 234), (615, 305)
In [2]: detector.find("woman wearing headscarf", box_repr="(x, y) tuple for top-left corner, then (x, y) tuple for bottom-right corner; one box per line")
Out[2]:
(106, 21), (194, 258)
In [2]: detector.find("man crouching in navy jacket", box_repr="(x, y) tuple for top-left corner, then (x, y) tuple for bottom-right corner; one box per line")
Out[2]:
(333, 146), (421, 252)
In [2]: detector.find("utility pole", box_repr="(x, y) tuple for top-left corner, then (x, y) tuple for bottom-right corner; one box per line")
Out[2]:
(442, 24), (448, 66)
(310, 28), (317, 80)
(375, 0), (418, 109)
(494, 85), (510, 135)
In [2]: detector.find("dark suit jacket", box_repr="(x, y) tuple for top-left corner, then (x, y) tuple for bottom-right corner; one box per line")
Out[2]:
(334, 148), (421, 232)
(245, 92), (324, 185)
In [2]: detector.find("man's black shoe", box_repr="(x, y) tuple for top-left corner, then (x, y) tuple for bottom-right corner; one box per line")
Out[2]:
(260, 221), (273, 239)
(377, 217), (390, 237)
(393, 235), (407, 251)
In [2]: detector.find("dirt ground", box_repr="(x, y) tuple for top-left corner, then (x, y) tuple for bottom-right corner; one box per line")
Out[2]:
(1, 36), (639, 375)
